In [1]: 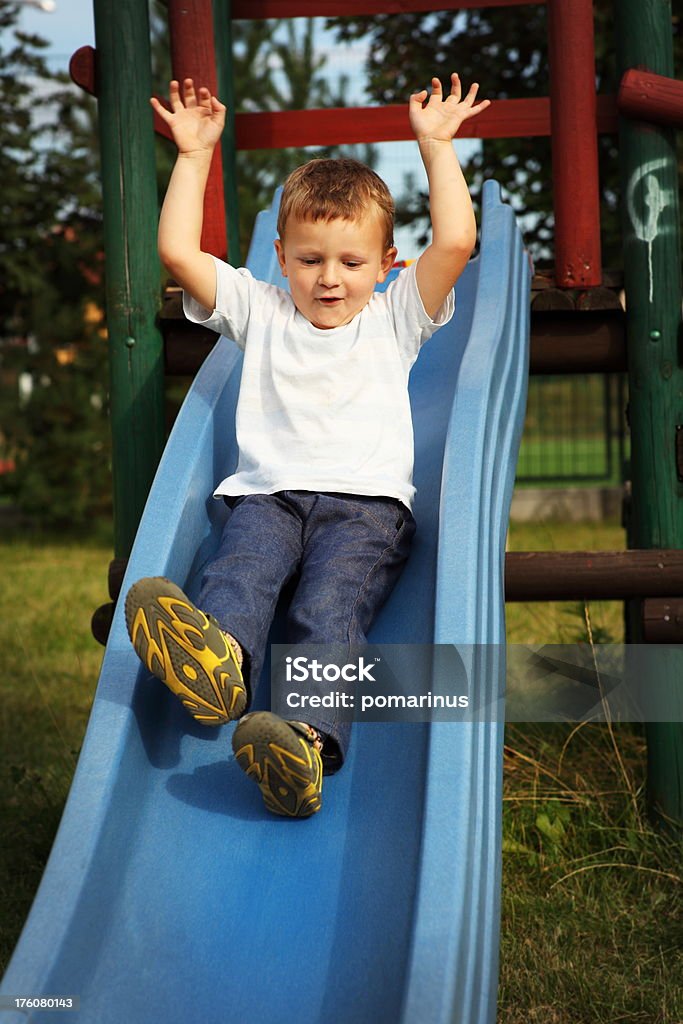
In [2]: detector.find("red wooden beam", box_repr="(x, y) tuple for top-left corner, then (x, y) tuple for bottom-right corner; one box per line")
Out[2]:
(69, 45), (96, 94)
(231, 0), (544, 17)
(235, 99), (548, 148)
(618, 67), (683, 129)
(167, 0), (227, 260)
(234, 96), (618, 149)
(546, 0), (602, 288)
(71, 49), (618, 149)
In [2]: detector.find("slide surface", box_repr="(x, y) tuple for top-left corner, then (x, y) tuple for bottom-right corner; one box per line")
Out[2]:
(1, 181), (529, 1024)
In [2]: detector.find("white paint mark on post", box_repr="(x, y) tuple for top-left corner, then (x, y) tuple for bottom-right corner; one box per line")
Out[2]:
(626, 158), (674, 303)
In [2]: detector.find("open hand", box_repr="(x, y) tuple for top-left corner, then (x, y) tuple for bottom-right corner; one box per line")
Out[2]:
(150, 78), (226, 155)
(409, 73), (490, 143)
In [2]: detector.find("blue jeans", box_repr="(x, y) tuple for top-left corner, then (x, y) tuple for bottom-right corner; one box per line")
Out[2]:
(197, 491), (416, 771)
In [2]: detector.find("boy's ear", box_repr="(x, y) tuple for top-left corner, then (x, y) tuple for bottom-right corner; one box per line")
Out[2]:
(377, 246), (398, 282)
(274, 238), (288, 277)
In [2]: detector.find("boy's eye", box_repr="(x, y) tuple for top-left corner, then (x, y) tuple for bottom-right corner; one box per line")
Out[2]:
(297, 257), (363, 268)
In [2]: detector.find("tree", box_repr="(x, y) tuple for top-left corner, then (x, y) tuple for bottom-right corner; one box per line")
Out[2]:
(0, 1), (110, 529)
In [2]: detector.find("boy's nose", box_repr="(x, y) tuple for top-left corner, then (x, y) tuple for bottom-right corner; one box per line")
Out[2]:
(318, 262), (340, 287)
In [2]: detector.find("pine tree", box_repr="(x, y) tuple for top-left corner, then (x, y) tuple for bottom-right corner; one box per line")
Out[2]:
(0, 2), (110, 529)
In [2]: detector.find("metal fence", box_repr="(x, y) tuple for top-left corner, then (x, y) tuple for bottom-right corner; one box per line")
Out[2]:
(516, 373), (628, 485)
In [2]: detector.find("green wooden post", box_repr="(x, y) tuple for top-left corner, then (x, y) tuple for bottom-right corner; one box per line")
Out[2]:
(616, 0), (683, 829)
(94, 0), (166, 559)
(213, 0), (241, 267)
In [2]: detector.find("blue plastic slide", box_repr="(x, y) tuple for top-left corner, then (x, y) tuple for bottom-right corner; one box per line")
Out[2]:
(1, 180), (529, 1024)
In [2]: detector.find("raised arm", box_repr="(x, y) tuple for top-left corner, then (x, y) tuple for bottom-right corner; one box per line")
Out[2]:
(409, 73), (490, 319)
(150, 79), (227, 311)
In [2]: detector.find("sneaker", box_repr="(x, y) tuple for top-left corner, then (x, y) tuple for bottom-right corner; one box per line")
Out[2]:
(125, 577), (247, 726)
(231, 711), (323, 818)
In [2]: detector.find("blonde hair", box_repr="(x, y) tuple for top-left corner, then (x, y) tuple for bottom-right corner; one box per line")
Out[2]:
(277, 158), (395, 250)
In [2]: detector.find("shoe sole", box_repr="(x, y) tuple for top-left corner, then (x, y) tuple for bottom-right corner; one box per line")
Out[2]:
(232, 712), (323, 818)
(125, 577), (246, 726)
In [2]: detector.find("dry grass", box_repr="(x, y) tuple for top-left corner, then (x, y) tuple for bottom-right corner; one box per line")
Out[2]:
(500, 519), (682, 1023)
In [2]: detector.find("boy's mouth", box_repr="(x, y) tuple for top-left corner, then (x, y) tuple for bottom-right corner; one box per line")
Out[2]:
(318, 297), (342, 304)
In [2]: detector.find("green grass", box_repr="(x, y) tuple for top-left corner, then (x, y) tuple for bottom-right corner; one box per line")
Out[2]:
(0, 532), (109, 970)
(1, 521), (681, 1022)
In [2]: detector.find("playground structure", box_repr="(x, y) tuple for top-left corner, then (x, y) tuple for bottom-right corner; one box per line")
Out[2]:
(70, 0), (683, 819)
(1, 1), (682, 1022)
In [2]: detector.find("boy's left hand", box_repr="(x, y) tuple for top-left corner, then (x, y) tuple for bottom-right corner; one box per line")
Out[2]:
(409, 73), (490, 143)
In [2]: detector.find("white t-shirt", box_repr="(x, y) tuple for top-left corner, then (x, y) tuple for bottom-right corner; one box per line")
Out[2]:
(183, 256), (454, 509)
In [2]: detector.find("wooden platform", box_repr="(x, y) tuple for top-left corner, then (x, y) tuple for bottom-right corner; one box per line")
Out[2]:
(161, 272), (627, 377)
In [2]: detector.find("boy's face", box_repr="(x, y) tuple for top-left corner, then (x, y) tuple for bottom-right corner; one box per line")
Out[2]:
(274, 212), (397, 330)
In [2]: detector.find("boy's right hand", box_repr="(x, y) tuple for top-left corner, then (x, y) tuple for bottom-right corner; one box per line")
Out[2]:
(151, 78), (226, 156)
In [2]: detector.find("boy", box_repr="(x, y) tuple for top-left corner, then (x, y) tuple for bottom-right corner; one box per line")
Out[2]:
(125, 73), (490, 818)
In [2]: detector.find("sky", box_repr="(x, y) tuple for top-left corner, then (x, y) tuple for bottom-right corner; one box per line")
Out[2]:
(16, 0), (95, 72)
